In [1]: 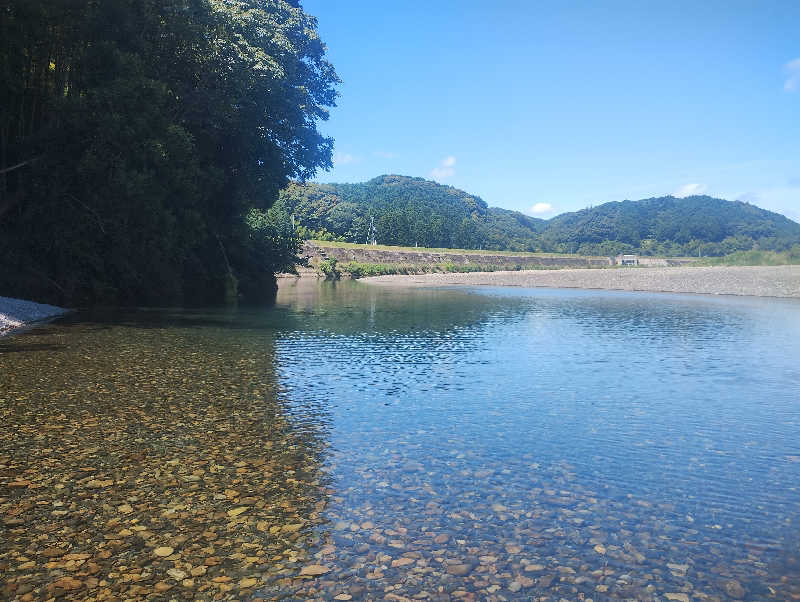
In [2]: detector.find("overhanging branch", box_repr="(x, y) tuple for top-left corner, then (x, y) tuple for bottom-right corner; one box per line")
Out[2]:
(0, 156), (42, 175)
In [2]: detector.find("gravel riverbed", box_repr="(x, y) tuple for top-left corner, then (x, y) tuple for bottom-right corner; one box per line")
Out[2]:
(363, 265), (800, 298)
(0, 296), (69, 336)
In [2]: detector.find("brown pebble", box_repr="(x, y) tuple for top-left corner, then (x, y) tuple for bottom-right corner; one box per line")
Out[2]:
(725, 580), (746, 599)
(154, 582), (172, 593)
(51, 577), (82, 591)
(446, 563), (473, 576)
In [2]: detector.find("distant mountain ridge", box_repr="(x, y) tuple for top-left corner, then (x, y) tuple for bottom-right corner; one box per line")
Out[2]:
(277, 175), (800, 256)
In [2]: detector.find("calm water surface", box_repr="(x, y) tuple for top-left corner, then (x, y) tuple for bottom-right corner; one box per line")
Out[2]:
(2, 279), (800, 601)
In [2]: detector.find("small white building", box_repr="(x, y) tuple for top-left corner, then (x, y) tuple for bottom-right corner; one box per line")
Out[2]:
(617, 254), (639, 266)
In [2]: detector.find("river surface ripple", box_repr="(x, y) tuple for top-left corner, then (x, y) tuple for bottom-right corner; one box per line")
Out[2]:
(1, 280), (799, 601)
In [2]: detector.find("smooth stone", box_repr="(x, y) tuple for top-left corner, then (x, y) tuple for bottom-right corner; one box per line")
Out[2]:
(299, 564), (331, 576)
(51, 577), (82, 590)
(725, 580), (746, 599)
(667, 563), (689, 575)
(154, 582), (172, 592)
(446, 563), (473, 576)
(167, 569), (186, 580)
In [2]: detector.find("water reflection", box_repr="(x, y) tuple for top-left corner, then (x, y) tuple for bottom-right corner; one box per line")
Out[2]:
(267, 280), (800, 600)
(2, 282), (800, 601)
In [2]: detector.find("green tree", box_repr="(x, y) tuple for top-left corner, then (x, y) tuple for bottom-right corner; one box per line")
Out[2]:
(0, 0), (338, 305)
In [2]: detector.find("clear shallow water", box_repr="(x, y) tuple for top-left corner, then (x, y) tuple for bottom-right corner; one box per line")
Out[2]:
(2, 280), (800, 601)
(268, 280), (800, 601)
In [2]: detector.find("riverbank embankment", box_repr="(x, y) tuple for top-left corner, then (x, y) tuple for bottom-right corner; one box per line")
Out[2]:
(0, 296), (68, 336)
(303, 241), (614, 269)
(363, 265), (800, 298)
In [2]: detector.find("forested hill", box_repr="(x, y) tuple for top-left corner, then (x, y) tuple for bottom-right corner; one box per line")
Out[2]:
(278, 175), (800, 256)
(279, 175), (548, 250)
(541, 196), (800, 256)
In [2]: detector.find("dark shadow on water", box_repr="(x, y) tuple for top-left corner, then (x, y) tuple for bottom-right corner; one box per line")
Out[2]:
(0, 342), (66, 354)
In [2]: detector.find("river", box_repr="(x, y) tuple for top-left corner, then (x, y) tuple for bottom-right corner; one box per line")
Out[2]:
(1, 279), (799, 600)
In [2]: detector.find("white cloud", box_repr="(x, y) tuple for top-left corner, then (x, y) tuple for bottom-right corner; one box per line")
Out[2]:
(429, 166), (454, 179)
(429, 156), (456, 180)
(529, 202), (554, 215)
(333, 152), (356, 166)
(736, 192), (760, 204)
(784, 57), (800, 92)
(674, 183), (707, 197)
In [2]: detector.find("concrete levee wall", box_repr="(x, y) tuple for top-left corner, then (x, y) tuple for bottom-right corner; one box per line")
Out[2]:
(303, 242), (613, 269)
(613, 255), (699, 267)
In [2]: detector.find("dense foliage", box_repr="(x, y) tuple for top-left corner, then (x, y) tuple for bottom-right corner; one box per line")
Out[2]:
(0, 0), (336, 305)
(697, 248), (800, 267)
(542, 197), (800, 256)
(280, 176), (800, 256)
(279, 175), (497, 249)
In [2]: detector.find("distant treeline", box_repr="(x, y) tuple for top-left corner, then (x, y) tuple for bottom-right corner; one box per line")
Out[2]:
(0, 0), (336, 306)
(279, 175), (800, 257)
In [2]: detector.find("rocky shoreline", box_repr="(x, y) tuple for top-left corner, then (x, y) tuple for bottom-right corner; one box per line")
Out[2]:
(363, 265), (800, 298)
(0, 296), (69, 337)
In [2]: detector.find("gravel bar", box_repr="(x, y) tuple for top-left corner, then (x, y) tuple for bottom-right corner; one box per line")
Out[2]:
(363, 265), (800, 298)
(0, 296), (69, 336)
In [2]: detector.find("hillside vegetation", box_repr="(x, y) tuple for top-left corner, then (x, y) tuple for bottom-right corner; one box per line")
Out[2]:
(1, 0), (336, 306)
(279, 175), (800, 257)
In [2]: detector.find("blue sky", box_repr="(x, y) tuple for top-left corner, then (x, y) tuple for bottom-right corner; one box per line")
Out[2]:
(302, 1), (800, 222)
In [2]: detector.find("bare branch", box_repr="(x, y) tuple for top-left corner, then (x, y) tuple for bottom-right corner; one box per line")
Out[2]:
(0, 156), (42, 175)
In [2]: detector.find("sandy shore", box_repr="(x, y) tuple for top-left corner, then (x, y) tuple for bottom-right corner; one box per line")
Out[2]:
(363, 265), (800, 298)
(0, 296), (69, 336)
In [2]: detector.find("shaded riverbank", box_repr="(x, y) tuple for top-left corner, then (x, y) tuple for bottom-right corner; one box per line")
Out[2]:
(0, 296), (68, 336)
(363, 265), (800, 298)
